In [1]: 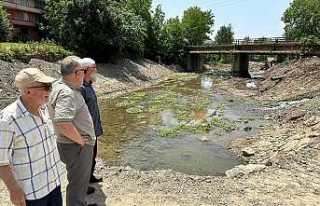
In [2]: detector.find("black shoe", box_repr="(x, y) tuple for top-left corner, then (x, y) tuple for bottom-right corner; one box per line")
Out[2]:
(87, 204), (98, 206)
(87, 186), (95, 195)
(90, 176), (103, 183)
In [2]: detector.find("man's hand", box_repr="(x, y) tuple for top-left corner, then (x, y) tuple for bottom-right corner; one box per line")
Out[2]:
(79, 137), (90, 148)
(0, 166), (26, 206)
(9, 184), (26, 206)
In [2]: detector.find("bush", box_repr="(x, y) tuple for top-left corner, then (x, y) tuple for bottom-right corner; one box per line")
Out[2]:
(0, 41), (73, 62)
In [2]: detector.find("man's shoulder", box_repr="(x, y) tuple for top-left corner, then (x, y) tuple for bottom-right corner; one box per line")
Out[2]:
(52, 80), (74, 96)
(0, 101), (21, 122)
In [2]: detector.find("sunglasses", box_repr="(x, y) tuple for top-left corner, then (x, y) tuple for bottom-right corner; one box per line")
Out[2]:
(28, 84), (52, 91)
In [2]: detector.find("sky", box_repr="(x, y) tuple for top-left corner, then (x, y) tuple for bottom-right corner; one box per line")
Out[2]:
(152, 0), (293, 39)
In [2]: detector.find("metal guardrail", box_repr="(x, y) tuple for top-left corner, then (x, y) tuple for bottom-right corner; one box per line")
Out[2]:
(188, 37), (297, 48)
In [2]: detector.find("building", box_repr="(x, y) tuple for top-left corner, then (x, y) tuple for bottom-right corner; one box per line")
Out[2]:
(2, 0), (45, 41)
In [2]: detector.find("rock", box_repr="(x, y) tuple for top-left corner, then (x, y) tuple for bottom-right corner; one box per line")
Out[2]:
(225, 164), (266, 178)
(199, 137), (209, 142)
(244, 126), (253, 132)
(246, 81), (257, 89)
(271, 76), (284, 81)
(304, 116), (320, 127)
(284, 110), (305, 122)
(207, 109), (218, 117)
(241, 148), (255, 157)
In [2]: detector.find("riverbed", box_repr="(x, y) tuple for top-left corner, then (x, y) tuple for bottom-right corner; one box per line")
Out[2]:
(98, 73), (266, 176)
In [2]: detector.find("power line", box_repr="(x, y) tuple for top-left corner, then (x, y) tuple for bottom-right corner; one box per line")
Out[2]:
(201, 0), (252, 9)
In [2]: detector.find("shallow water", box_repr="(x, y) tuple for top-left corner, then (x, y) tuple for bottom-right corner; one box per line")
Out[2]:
(98, 74), (265, 176)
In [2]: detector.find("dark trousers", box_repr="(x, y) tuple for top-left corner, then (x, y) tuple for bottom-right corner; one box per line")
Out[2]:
(57, 143), (93, 206)
(26, 186), (62, 206)
(90, 137), (98, 179)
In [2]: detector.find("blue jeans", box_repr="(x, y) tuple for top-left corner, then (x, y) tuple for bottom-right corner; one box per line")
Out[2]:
(26, 186), (62, 206)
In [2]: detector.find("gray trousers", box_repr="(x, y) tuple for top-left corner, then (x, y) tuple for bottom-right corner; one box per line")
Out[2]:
(57, 143), (93, 206)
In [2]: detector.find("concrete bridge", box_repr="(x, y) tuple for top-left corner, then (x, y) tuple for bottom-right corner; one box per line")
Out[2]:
(186, 37), (320, 77)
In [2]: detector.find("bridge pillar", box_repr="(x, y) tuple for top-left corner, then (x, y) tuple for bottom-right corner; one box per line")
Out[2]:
(187, 54), (204, 72)
(232, 53), (250, 78)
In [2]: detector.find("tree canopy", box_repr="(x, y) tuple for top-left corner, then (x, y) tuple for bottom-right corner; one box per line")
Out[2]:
(43, 0), (146, 61)
(182, 6), (215, 45)
(214, 24), (234, 45)
(282, 0), (320, 40)
(42, 0), (215, 64)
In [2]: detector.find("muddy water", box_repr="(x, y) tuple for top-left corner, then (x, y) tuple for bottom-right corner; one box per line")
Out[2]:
(98, 74), (265, 176)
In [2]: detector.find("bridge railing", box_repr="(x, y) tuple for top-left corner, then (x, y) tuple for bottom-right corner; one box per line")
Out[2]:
(234, 37), (295, 45)
(189, 37), (297, 48)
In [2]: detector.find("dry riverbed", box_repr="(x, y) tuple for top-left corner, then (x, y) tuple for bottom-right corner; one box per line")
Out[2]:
(1, 58), (320, 205)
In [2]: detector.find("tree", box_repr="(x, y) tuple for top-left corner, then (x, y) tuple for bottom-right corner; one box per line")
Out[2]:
(162, 17), (186, 64)
(43, 0), (146, 61)
(126, 0), (165, 59)
(0, 2), (12, 41)
(282, 0), (320, 40)
(182, 6), (214, 45)
(214, 24), (234, 45)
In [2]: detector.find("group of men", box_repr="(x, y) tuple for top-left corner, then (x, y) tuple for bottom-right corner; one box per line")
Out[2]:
(0, 56), (103, 206)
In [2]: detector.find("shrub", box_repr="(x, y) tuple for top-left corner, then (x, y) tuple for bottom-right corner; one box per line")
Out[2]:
(0, 41), (73, 62)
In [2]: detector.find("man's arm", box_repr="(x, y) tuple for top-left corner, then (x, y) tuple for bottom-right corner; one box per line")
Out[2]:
(52, 90), (88, 146)
(55, 122), (88, 146)
(0, 119), (25, 206)
(0, 166), (26, 206)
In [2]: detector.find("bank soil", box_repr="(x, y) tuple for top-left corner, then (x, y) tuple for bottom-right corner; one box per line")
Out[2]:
(1, 57), (320, 205)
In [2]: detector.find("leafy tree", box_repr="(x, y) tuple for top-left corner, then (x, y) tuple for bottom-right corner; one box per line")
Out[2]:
(214, 24), (234, 45)
(43, 0), (146, 61)
(282, 0), (320, 40)
(126, 0), (165, 59)
(0, 2), (12, 41)
(162, 17), (186, 64)
(182, 6), (214, 45)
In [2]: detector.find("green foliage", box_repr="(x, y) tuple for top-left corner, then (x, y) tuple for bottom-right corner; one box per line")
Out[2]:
(300, 35), (320, 53)
(214, 24), (234, 45)
(161, 17), (186, 64)
(214, 24), (234, 63)
(282, 0), (320, 40)
(43, 0), (146, 61)
(182, 6), (215, 45)
(0, 2), (12, 41)
(0, 41), (73, 62)
(126, 0), (165, 59)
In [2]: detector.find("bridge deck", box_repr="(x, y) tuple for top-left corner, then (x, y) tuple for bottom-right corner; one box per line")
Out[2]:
(187, 40), (320, 56)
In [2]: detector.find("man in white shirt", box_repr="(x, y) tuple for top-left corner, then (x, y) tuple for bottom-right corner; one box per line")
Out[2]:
(0, 68), (63, 206)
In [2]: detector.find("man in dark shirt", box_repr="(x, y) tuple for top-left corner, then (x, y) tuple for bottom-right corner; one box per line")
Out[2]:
(80, 58), (103, 184)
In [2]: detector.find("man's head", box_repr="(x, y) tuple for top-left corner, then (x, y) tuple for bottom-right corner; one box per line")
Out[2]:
(15, 68), (55, 106)
(80, 58), (97, 82)
(60, 55), (85, 88)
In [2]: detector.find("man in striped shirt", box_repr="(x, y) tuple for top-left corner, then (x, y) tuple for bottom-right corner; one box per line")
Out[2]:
(0, 68), (63, 206)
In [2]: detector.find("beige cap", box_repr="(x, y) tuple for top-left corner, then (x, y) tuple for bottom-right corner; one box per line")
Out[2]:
(15, 68), (56, 89)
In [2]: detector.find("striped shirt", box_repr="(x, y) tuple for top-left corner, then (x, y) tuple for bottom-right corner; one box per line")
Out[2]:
(0, 98), (63, 200)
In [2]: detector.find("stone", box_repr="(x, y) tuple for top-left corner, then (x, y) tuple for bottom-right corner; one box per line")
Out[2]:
(304, 116), (320, 127)
(225, 164), (266, 178)
(244, 126), (253, 132)
(241, 148), (255, 157)
(199, 137), (209, 142)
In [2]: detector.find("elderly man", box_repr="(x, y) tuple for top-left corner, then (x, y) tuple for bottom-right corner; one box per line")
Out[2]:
(80, 58), (103, 184)
(48, 56), (97, 206)
(0, 68), (63, 206)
